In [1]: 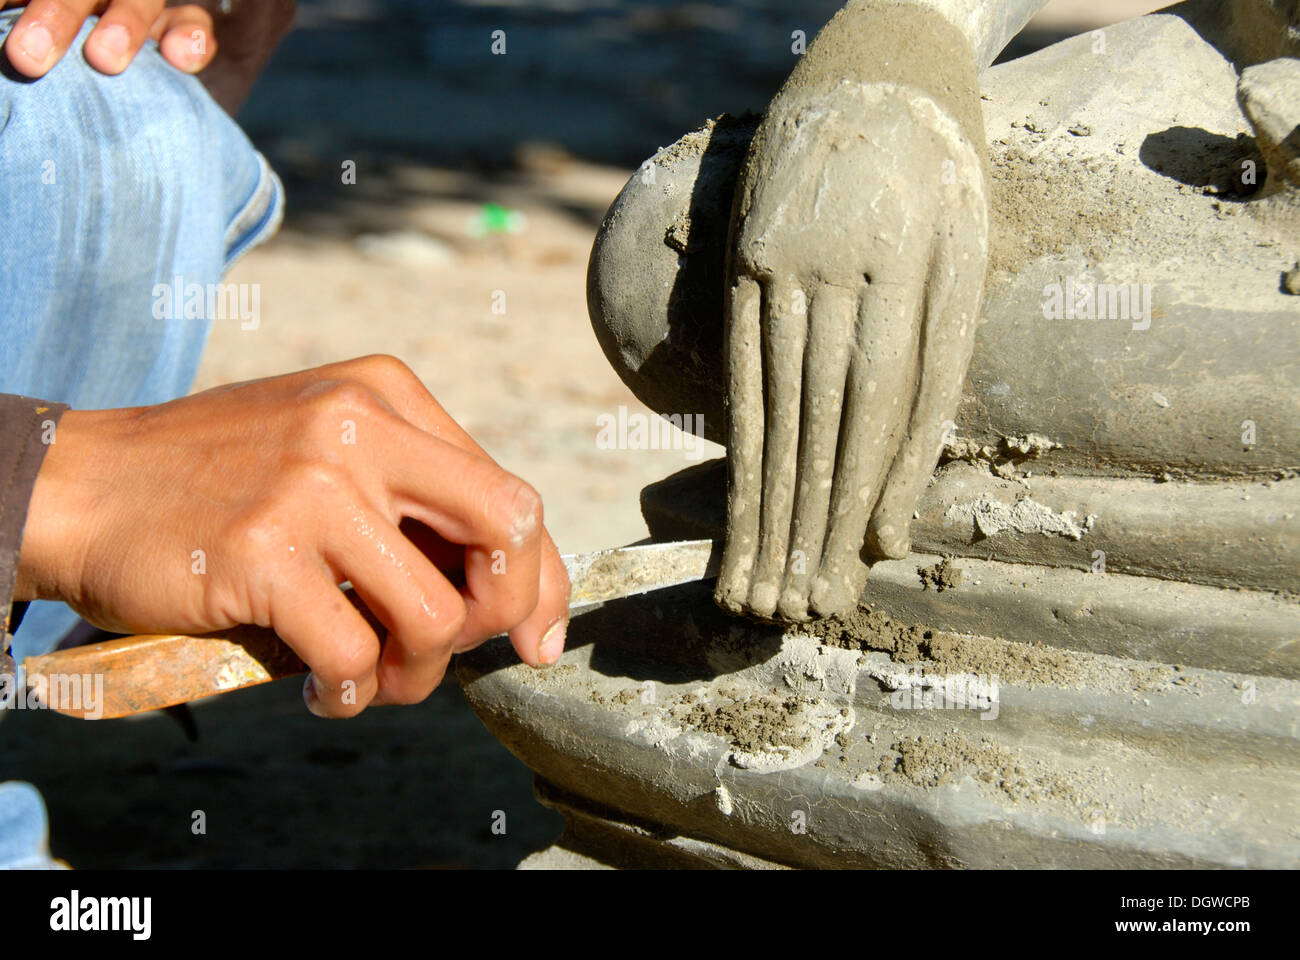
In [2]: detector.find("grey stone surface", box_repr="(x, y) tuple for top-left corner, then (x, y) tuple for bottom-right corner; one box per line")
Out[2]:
(461, 459), (1300, 868)
(459, 575), (1300, 869)
(641, 457), (1300, 597)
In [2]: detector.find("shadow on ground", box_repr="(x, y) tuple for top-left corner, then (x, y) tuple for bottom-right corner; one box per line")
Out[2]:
(2, 673), (560, 868)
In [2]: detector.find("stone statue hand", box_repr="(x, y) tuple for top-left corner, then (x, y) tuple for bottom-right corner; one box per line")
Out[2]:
(716, 80), (989, 621)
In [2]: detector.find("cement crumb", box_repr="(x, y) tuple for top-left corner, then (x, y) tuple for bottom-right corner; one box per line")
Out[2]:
(1000, 433), (1061, 458)
(877, 732), (1088, 808)
(664, 210), (698, 253)
(945, 494), (1096, 541)
(940, 432), (1061, 481)
(652, 111), (756, 170)
(714, 784), (734, 816)
(1283, 262), (1300, 295)
(587, 686), (639, 707)
(919, 557), (964, 592)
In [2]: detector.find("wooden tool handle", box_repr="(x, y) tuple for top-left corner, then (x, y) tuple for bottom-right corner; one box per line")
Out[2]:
(23, 626), (307, 720)
(19, 589), (392, 719)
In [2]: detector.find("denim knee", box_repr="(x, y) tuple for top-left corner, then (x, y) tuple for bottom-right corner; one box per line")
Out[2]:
(0, 10), (283, 412)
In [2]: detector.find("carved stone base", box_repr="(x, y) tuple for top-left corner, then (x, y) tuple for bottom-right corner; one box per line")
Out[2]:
(458, 464), (1298, 868)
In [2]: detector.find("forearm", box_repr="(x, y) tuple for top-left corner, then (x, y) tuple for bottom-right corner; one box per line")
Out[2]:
(881, 0), (1051, 69)
(776, 1), (1005, 153)
(1219, 0), (1300, 65)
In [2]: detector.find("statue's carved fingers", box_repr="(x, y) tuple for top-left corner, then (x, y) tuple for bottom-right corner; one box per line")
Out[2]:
(865, 218), (986, 561)
(778, 281), (856, 621)
(748, 277), (806, 617)
(809, 270), (921, 618)
(716, 274), (764, 613)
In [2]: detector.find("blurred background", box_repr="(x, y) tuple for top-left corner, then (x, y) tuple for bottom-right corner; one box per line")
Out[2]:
(8, 0), (1163, 868)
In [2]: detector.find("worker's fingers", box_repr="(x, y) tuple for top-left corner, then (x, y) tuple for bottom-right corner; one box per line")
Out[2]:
(398, 513), (569, 668)
(267, 564), (383, 719)
(150, 4), (214, 74)
(748, 276), (805, 617)
(716, 274), (764, 613)
(82, 0), (166, 74)
(333, 357), (571, 661)
(397, 516), (465, 573)
(273, 360), (562, 665)
(451, 478), (544, 649)
(492, 530), (570, 667)
(3, 0), (101, 77)
(237, 360), (561, 668)
(322, 506), (466, 706)
(436, 515), (569, 666)
(866, 223), (986, 559)
(778, 282), (855, 621)
(809, 274), (920, 617)
(374, 421), (545, 646)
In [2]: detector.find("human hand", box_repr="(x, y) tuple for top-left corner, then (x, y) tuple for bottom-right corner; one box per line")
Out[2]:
(16, 356), (571, 717)
(716, 79), (988, 622)
(3, 0), (216, 78)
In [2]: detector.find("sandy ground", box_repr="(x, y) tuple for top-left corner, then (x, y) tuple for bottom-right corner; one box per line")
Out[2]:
(8, 0), (1165, 868)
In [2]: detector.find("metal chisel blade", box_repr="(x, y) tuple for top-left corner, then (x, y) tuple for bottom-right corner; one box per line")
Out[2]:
(563, 538), (722, 609)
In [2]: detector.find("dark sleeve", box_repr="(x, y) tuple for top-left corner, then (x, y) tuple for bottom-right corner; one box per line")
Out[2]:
(0, 394), (68, 655)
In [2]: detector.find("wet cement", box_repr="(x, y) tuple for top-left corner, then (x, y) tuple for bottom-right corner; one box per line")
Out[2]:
(918, 557), (964, 592)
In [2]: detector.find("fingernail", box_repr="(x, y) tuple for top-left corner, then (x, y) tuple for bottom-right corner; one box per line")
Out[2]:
(302, 674), (327, 717)
(98, 24), (130, 58)
(538, 618), (567, 665)
(19, 22), (53, 64)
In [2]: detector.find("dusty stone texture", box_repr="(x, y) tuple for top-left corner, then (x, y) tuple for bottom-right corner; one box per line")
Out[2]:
(878, 732), (1083, 805)
(641, 461), (1299, 679)
(962, 12), (1300, 481)
(458, 574), (1300, 868)
(798, 604), (1194, 694)
(677, 689), (853, 771)
(643, 456), (1300, 598)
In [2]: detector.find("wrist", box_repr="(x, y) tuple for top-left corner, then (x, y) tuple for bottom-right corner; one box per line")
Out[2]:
(14, 408), (120, 604)
(781, 2), (987, 152)
(845, 0), (1046, 70)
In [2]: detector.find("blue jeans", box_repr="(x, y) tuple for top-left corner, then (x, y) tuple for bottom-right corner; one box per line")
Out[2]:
(0, 9), (284, 867)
